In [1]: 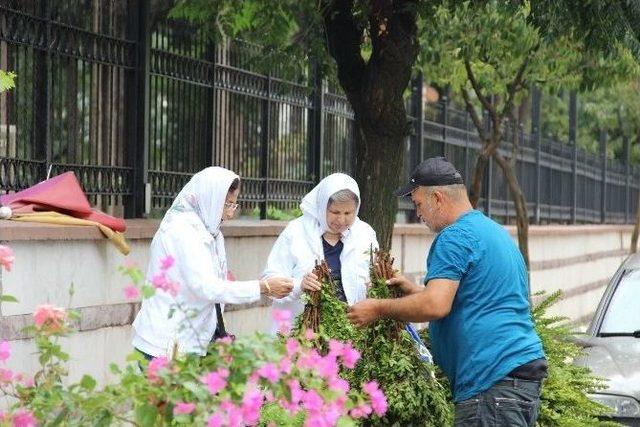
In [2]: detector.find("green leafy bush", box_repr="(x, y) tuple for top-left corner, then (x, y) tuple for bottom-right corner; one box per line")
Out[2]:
(533, 291), (619, 426)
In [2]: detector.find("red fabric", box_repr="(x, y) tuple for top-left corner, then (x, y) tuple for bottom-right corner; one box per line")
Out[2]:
(0, 171), (127, 232)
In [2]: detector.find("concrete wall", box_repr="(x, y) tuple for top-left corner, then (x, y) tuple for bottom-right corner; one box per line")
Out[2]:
(0, 219), (632, 387)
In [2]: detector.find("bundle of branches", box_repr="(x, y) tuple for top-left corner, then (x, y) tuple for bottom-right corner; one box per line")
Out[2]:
(353, 249), (453, 426)
(291, 260), (360, 351)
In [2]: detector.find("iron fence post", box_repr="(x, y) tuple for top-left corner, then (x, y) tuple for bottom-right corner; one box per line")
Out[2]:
(204, 42), (217, 166)
(125, 0), (150, 218)
(308, 62), (324, 184)
(531, 87), (542, 224)
(625, 134), (631, 223)
(600, 129), (608, 223)
(260, 74), (272, 219)
(569, 91), (578, 224)
(33, 1), (52, 179)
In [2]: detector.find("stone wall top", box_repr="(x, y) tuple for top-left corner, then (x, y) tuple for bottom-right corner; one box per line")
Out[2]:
(0, 217), (633, 242)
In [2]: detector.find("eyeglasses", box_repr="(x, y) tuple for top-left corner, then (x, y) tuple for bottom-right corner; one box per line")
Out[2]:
(224, 202), (240, 211)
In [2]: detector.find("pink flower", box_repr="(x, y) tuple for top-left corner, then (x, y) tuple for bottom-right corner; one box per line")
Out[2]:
(207, 413), (225, 427)
(288, 379), (304, 404)
(272, 309), (291, 323)
(272, 309), (292, 334)
(165, 280), (180, 297)
(316, 355), (339, 379)
(305, 329), (315, 340)
(301, 390), (323, 413)
(328, 377), (350, 393)
(256, 363), (279, 383)
(151, 273), (167, 289)
(33, 304), (67, 332)
(285, 338), (299, 357)
(123, 284), (140, 300)
(328, 339), (344, 356)
(160, 255), (174, 271)
(279, 357), (292, 374)
(341, 344), (361, 369)
(350, 404), (372, 419)
(173, 402), (196, 415)
(363, 381), (388, 416)
(146, 356), (168, 382)
(0, 340), (10, 362)
(0, 368), (12, 383)
(297, 349), (321, 370)
(220, 401), (242, 427)
(123, 258), (137, 269)
(0, 245), (15, 272)
(241, 388), (263, 424)
(305, 414), (330, 427)
(151, 273), (181, 297)
(201, 368), (229, 395)
(12, 409), (37, 427)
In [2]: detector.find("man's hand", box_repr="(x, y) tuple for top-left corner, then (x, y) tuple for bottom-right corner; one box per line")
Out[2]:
(347, 299), (382, 327)
(387, 274), (423, 295)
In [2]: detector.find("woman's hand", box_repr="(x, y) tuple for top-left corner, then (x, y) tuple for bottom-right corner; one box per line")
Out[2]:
(301, 272), (322, 292)
(261, 277), (294, 298)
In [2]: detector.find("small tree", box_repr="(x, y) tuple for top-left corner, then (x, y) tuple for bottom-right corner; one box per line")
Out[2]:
(421, 0), (639, 267)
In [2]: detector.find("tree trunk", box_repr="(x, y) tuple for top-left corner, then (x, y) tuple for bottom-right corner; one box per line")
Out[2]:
(469, 153), (489, 208)
(353, 113), (407, 250)
(493, 151), (530, 270)
(321, 0), (418, 250)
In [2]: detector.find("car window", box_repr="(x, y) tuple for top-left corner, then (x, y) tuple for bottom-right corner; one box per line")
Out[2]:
(600, 268), (640, 334)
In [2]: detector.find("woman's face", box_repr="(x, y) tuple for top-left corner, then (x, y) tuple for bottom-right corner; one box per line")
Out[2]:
(325, 199), (357, 234)
(221, 188), (240, 221)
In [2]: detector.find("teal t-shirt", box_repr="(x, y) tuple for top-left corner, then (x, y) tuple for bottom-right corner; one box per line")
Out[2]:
(426, 210), (544, 402)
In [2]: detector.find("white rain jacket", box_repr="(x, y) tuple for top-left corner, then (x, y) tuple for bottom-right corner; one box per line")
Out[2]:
(264, 173), (378, 333)
(132, 167), (261, 356)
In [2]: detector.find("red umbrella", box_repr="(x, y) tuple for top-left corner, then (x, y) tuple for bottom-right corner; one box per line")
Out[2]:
(0, 171), (126, 232)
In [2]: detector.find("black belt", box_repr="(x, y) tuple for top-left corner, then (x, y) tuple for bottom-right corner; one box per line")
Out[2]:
(496, 376), (542, 390)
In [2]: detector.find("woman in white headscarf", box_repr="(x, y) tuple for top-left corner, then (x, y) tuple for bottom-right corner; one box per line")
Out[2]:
(132, 167), (293, 358)
(263, 173), (379, 333)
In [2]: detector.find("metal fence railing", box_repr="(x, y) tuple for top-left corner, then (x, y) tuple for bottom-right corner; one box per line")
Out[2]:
(0, 0), (638, 224)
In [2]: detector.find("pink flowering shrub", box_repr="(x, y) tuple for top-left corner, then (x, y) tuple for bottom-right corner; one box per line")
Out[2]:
(0, 250), (386, 426)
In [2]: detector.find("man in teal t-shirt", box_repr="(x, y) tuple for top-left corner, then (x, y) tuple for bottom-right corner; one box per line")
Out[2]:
(348, 157), (546, 426)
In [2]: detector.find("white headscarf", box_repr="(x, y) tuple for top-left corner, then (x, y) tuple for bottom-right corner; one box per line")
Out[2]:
(299, 173), (361, 257)
(159, 167), (239, 277)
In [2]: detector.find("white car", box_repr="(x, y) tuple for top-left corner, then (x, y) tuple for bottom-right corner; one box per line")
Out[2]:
(574, 254), (640, 426)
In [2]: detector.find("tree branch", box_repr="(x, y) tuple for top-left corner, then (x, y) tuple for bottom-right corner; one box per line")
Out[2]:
(464, 59), (495, 116)
(461, 87), (489, 142)
(501, 44), (538, 119)
(320, 0), (366, 95)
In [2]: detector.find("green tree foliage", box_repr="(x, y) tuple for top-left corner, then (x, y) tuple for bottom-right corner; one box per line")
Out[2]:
(0, 70), (16, 92)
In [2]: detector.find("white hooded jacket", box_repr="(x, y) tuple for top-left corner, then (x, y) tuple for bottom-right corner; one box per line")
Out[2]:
(264, 173), (379, 333)
(132, 167), (261, 356)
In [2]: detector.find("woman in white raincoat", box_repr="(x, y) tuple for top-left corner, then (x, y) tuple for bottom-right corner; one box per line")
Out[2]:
(132, 167), (293, 358)
(263, 173), (378, 333)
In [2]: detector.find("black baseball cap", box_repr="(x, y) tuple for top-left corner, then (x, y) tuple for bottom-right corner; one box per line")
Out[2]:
(394, 156), (463, 197)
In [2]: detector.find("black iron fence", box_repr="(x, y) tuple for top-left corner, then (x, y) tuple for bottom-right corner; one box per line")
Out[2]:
(0, 0), (637, 224)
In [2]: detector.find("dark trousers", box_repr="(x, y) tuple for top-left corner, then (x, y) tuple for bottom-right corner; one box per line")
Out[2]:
(454, 377), (543, 427)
